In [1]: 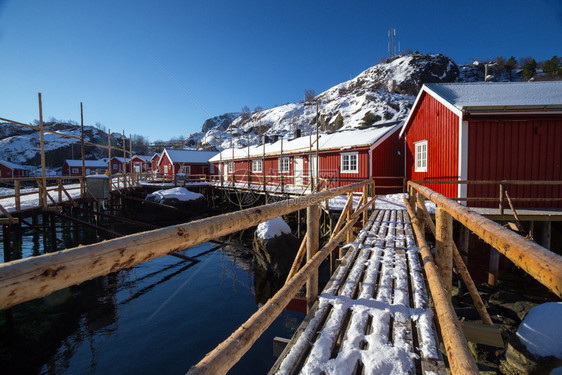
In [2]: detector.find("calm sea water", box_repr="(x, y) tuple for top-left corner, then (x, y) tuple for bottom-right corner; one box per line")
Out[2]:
(0, 215), (304, 375)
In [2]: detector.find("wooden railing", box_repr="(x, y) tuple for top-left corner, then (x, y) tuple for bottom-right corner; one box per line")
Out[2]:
(405, 181), (562, 374)
(410, 179), (562, 209)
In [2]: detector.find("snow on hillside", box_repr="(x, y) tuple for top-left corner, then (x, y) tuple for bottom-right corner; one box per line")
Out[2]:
(197, 53), (463, 151)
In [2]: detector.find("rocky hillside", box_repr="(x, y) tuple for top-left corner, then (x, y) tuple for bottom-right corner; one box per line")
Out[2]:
(194, 52), (518, 151)
(0, 122), (113, 170)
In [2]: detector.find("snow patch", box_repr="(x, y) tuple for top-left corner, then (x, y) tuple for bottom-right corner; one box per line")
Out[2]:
(256, 217), (291, 239)
(146, 187), (203, 202)
(515, 302), (562, 358)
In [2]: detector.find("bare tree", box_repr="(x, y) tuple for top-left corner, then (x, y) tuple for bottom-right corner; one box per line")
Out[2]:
(304, 89), (316, 103)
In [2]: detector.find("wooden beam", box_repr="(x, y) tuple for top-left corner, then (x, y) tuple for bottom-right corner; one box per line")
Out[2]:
(435, 207), (453, 296)
(410, 182), (562, 298)
(306, 204), (320, 311)
(187, 196), (376, 375)
(285, 233), (307, 283)
(404, 199), (479, 375)
(0, 181), (371, 310)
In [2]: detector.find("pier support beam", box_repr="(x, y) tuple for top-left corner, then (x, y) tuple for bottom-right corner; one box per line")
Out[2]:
(435, 207), (453, 296)
(306, 204), (320, 311)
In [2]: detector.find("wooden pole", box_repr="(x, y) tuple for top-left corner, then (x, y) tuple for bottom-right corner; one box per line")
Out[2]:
(416, 201), (493, 325)
(108, 129), (112, 192)
(488, 247), (500, 286)
(346, 192), (352, 243)
(14, 180), (20, 212)
(315, 102), (319, 192)
(404, 199), (479, 374)
(285, 233), (307, 283)
(410, 182), (562, 298)
(541, 221), (551, 250)
(0, 181), (370, 310)
(38, 93), (47, 207)
(499, 183), (504, 216)
(435, 207), (453, 296)
(122, 130), (127, 189)
(129, 134), (133, 184)
(80, 103), (85, 197)
(187, 197), (375, 375)
(306, 204), (320, 310)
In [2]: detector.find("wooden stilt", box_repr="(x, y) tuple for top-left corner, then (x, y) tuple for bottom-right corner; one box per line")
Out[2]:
(3, 224), (11, 262)
(435, 207), (453, 296)
(541, 221), (551, 250)
(49, 212), (57, 252)
(488, 247), (500, 286)
(306, 205), (320, 311)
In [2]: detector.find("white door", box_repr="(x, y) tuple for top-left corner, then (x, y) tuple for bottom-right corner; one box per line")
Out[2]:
(223, 163), (228, 180)
(294, 157), (304, 186)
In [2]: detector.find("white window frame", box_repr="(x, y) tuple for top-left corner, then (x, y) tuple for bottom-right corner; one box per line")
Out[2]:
(179, 165), (191, 175)
(112, 163), (118, 170)
(279, 157), (290, 174)
(414, 140), (428, 172)
(72, 168), (79, 174)
(228, 162), (234, 174)
(163, 165), (169, 175)
(210, 163), (215, 174)
(340, 152), (358, 173)
(252, 159), (262, 173)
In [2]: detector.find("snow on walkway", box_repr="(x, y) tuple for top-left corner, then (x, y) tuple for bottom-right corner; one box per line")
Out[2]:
(0, 183), (82, 213)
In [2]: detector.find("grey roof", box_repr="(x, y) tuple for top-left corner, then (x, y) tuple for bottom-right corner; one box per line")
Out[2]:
(0, 160), (29, 170)
(131, 155), (152, 162)
(425, 81), (562, 112)
(65, 159), (108, 168)
(164, 149), (218, 164)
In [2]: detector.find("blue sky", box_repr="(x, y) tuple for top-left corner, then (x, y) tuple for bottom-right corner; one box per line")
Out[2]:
(0, 0), (561, 142)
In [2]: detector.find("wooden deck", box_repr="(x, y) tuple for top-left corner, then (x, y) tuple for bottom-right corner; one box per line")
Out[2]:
(270, 209), (445, 375)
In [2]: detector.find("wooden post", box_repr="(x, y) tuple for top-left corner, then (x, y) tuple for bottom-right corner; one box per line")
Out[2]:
(488, 247), (500, 286)
(306, 204), (320, 311)
(435, 207), (453, 296)
(57, 178), (62, 203)
(362, 186), (368, 226)
(80, 102), (85, 197)
(122, 130), (127, 189)
(499, 183), (504, 216)
(14, 180), (20, 212)
(129, 134), (133, 185)
(346, 192), (352, 243)
(541, 221), (551, 250)
(3, 225), (11, 262)
(416, 193), (426, 233)
(108, 129), (112, 192)
(38, 93), (47, 207)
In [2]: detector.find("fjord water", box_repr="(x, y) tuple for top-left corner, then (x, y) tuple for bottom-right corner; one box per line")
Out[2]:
(0, 218), (304, 374)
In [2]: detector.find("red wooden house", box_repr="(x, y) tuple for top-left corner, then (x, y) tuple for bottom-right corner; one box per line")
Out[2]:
(109, 157), (128, 174)
(129, 155), (152, 173)
(0, 160), (30, 178)
(157, 149), (219, 178)
(210, 122), (404, 192)
(62, 159), (108, 176)
(151, 153), (161, 173)
(399, 82), (562, 207)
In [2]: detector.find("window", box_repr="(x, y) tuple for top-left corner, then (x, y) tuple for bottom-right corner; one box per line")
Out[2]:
(252, 159), (262, 173)
(341, 152), (358, 173)
(415, 140), (428, 172)
(279, 157), (290, 173)
(113, 163), (118, 170)
(179, 165), (191, 174)
(164, 165), (169, 175)
(72, 168), (79, 174)
(210, 164), (215, 173)
(228, 162), (234, 173)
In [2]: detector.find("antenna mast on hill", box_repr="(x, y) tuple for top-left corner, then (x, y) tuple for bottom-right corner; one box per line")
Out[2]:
(388, 28), (399, 57)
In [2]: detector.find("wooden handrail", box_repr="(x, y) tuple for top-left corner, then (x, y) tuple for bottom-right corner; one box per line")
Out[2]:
(409, 182), (562, 298)
(404, 199), (479, 374)
(0, 181), (371, 310)
(187, 196), (376, 375)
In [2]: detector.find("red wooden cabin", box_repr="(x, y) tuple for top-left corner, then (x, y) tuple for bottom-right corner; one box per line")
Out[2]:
(62, 159), (108, 176)
(157, 149), (219, 179)
(0, 160), (30, 178)
(400, 82), (562, 207)
(151, 153), (161, 173)
(211, 122), (404, 192)
(129, 155), (152, 173)
(109, 157), (128, 174)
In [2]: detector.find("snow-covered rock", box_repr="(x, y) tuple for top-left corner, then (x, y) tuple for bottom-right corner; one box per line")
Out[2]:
(504, 302), (562, 374)
(256, 217), (292, 240)
(146, 187), (204, 203)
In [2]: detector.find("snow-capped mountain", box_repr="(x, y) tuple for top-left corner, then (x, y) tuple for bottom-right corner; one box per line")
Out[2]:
(195, 53), (482, 151)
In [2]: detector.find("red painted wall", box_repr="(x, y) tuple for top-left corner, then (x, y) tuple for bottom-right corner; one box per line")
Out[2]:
(467, 116), (562, 208)
(0, 164), (29, 178)
(151, 155), (160, 172)
(405, 92), (460, 198)
(110, 158), (125, 173)
(371, 128), (405, 194)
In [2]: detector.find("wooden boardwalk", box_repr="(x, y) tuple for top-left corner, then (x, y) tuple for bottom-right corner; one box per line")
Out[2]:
(270, 209), (445, 375)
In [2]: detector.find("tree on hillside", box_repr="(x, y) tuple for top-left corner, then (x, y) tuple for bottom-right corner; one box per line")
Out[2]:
(241, 105), (251, 120)
(521, 58), (537, 81)
(132, 134), (150, 155)
(505, 56), (517, 81)
(543, 56), (562, 79)
(304, 89), (316, 103)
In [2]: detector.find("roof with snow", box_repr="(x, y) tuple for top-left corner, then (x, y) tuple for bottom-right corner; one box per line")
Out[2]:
(131, 155), (152, 162)
(65, 159), (108, 168)
(111, 157), (126, 163)
(151, 153), (161, 161)
(0, 160), (29, 170)
(426, 81), (562, 112)
(163, 149), (218, 164)
(400, 82), (562, 137)
(210, 122), (402, 162)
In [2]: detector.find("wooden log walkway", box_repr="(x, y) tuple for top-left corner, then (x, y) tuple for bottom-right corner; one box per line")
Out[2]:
(270, 209), (445, 375)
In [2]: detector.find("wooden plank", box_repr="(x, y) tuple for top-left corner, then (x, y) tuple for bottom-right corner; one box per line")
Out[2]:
(461, 321), (503, 348)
